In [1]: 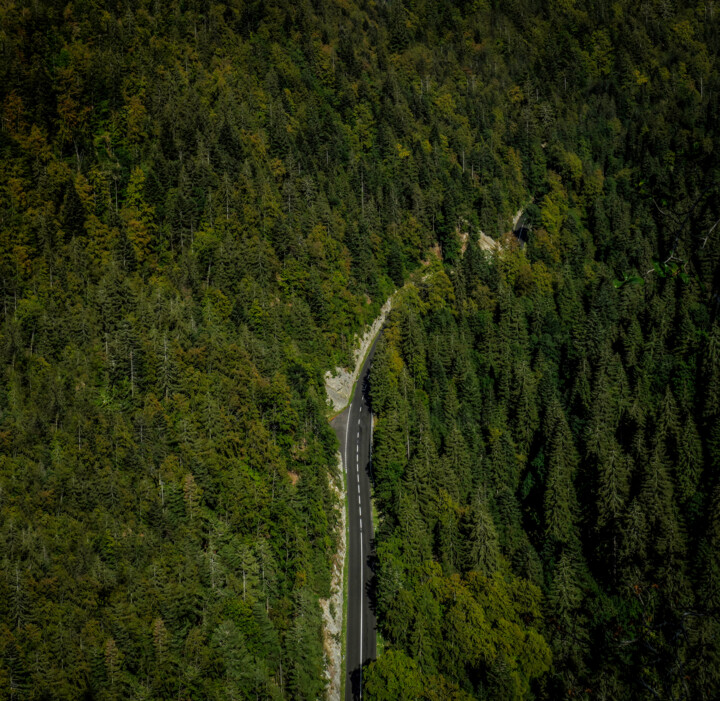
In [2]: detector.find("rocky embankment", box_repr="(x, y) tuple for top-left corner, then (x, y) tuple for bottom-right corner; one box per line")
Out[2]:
(319, 450), (346, 701)
(320, 294), (392, 700)
(324, 297), (393, 414)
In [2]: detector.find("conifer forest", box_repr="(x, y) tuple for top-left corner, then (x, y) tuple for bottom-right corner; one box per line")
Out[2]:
(1, 0), (720, 699)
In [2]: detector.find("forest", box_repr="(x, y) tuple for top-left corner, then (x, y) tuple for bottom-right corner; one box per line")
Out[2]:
(0, 0), (719, 699)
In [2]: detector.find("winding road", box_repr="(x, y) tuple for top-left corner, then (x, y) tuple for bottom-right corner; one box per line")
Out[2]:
(327, 209), (528, 698)
(331, 337), (380, 701)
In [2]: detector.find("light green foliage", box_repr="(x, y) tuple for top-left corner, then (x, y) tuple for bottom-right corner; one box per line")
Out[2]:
(364, 650), (424, 700)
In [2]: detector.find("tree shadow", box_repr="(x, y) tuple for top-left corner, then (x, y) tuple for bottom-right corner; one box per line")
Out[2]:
(348, 664), (362, 700)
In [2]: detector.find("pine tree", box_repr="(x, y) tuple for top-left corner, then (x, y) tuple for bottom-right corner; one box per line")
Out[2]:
(546, 549), (587, 684)
(638, 448), (685, 583)
(400, 309), (427, 385)
(595, 442), (631, 587)
(286, 590), (325, 700)
(397, 490), (433, 571)
(463, 490), (501, 575)
(698, 486), (720, 612)
(543, 399), (580, 548)
(675, 414), (702, 505)
(510, 360), (538, 457)
(440, 424), (471, 502)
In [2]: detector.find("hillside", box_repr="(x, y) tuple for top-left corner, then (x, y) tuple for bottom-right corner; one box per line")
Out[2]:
(1, 1), (719, 699)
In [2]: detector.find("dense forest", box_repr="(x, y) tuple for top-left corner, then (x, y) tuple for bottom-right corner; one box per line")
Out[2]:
(1, 0), (719, 699)
(363, 1), (720, 699)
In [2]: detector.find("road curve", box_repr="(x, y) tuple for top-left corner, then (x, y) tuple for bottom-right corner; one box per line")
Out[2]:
(330, 337), (380, 700)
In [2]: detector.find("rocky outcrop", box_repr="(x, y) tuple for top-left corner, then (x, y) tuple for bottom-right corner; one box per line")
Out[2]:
(319, 450), (346, 701)
(478, 230), (502, 252)
(324, 296), (393, 413)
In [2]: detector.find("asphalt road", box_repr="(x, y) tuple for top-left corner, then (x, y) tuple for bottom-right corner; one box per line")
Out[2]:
(331, 338), (379, 701)
(514, 209), (531, 246)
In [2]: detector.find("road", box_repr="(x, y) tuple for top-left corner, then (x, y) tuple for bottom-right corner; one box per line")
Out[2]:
(513, 209), (530, 246)
(330, 337), (380, 701)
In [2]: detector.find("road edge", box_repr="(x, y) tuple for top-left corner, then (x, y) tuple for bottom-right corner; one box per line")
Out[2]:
(319, 448), (347, 701)
(324, 297), (394, 416)
(323, 297), (393, 700)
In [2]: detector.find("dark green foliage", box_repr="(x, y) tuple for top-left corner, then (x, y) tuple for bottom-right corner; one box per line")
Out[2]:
(1, 0), (720, 698)
(366, 3), (720, 695)
(372, 247), (720, 698)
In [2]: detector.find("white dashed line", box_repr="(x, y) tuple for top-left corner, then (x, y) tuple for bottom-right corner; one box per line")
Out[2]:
(344, 408), (351, 479)
(359, 518), (363, 695)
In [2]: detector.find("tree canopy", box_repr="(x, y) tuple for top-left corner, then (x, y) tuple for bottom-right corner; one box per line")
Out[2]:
(1, 0), (719, 698)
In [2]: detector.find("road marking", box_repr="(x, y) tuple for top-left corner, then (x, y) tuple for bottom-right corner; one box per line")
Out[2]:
(359, 506), (362, 516)
(345, 408), (351, 479)
(369, 408), (373, 483)
(360, 519), (363, 696)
